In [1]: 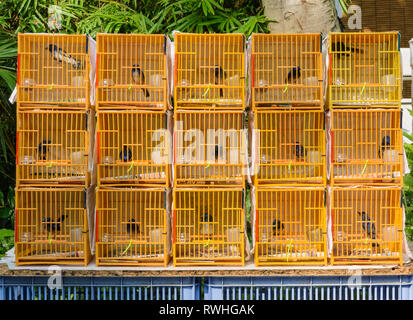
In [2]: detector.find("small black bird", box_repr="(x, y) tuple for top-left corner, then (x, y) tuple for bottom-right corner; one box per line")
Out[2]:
(42, 215), (67, 232)
(295, 142), (305, 160)
(214, 65), (225, 97)
(379, 135), (391, 157)
(126, 219), (139, 235)
(215, 145), (223, 161)
(358, 211), (379, 247)
(131, 64), (150, 97)
(38, 139), (52, 161)
(119, 146), (132, 162)
(286, 66), (301, 84)
(46, 44), (83, 70)
(272, 219), (285, 236)
(200, 213), (213, 223)
(331, 41), (363, 58)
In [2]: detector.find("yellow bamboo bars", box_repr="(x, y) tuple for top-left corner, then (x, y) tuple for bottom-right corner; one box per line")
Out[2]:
(331, 187), (403, 265)
(251, 33), (323, 110)
(95, 188), (169, 266)
(174, 110), (246, 187)
(96, 34), (168, 110)
(16, 110), (90, 187)
(174, 33), (245, 110)
(173, 188), (245, 266)
(255, 110), (326, 186)
(328, 32), (401, 109)
(17, 34), (90, 110)
(15, 188), (91, 266)
(255, 188), (327, 266)
(330, 110), (403, 186)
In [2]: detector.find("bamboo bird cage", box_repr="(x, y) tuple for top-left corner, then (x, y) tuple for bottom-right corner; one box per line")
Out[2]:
(16, 110), (90, 187)
(96, 34), (168, 110)
(17, 33), (90, 109)
(173, 188), (245, 266)
(331, 187), (403, 265)
(251, 33), (323, 110)
(328, 32), (401, 108)
(174, 33), (245, 110)
(97, 111), (169, 187)
(15, 188), (91, 266)
(254, 110), (326, 186)
(174, 110), (247, 187)
(255, 188), (327, 266)
(330, 110), (403, 186)
(95, 188), (169, 267)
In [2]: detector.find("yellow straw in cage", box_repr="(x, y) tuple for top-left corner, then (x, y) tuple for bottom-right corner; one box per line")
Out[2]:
(47, 162), (54, 168)
(128, 83), (132, 90)
(288, 161), (292, 173)
(48, 84), (54, 90)
(203, 84), (211, 97)
(360, 83), (367, 96)
(48, 233), (52, 245)
(203, 239), (211, 247)
(283, 83), (289, 93)
(205, 162), (211, 169)
(127, 161), (135, 173)
(122, 240), (133, 255)
(286, 239), (293, 262)
(361, 159), (368, 175)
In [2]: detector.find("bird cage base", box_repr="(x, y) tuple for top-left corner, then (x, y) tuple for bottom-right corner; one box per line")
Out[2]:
(96, 244), (170, 267)
(96, 103), (168, 111)
(252, 104), (324, 111)
(97, 167), (169, 187)
(174, 103), (244, 111)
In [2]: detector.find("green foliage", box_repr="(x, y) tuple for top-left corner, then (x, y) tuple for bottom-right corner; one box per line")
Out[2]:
(0, 228), (14, 258)
(404, 142), (413, 240)
(338, 0), (352, 16)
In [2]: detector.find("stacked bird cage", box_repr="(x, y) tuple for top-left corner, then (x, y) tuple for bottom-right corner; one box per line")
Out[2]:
(250, 34), (323, 110)
(173, 188), (245, 266)
(254, 188), (327, 266)
(95, 34), (171, 266)
(15, 34), (94, 266)
(251, 34), (326, 266)
(173, 33), (247, 266)
(95, 188), (169, 266)
(15, 188), (91, 266)
(331, 187), (403, 265)
(328, 32), (401, 109)
(328, 32), (403, 266)
(174, 33), (245, 110)
(95, 34), (169, 110)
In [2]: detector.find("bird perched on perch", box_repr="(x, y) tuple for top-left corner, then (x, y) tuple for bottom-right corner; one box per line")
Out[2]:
(38, 139), (52, 161)
(119, 146), (132, 162)
(272, 219), (285, 236)
(214, 65), (226, 98)
(295, 142), (306, 161)
(331, 42), (363, 58)
(379, 135), (391, 157)
(286, 66), (301, 84)
(42, 215), (67, 232)
(126, 219), (139, 235)
(46, 44), (83, 70)
(358, 211), (379, 247)
(131, 64), (150, 97)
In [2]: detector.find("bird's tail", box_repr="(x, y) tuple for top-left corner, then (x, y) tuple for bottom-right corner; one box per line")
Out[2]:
(60, 214), (68, 222)
(142, 88), (150, 98)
